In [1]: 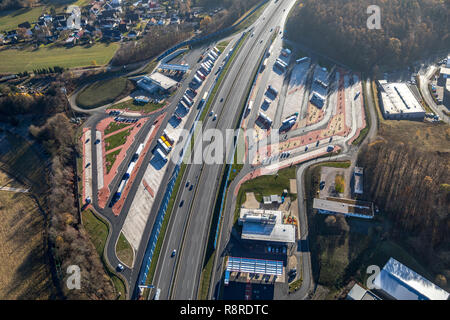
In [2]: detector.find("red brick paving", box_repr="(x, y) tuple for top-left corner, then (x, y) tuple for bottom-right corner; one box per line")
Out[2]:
(111, 113), (165, 216)
(142, 179), (155, 197)
(103, 124), (133, 139)
(233, 147), (340, 197)
(97, 116), (150, 209)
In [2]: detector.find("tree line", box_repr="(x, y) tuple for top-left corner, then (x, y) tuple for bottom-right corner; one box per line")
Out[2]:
(0, 78), (118, 299)
(111, 0), (263, 66)
(358, 141), (449, 285)
(285, 0), (450, 72)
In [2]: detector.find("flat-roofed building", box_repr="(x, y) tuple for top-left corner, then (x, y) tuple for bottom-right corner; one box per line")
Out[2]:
(373, 257), (450, 300)
(346, 283), (381, 300)
(239, 208), (296, 244)
(137, 72), (178, 94)
(377, 80), (425, 120)
(313, 197), (374, 219)
(263, 195), (282, 205)
(354, 167), (363, 195)
(443, 78), (450, 108)
(438, 66), (450, 87)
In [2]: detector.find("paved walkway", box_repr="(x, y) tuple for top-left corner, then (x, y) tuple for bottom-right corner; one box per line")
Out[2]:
(0, 187), (29, 193)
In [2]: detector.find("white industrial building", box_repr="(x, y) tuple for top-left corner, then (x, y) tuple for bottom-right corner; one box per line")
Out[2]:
(313, 197), (374, 219)
(136, 72), (178, 94)
(377, 80), (425, 120)
(373, 257), (450, 300)
(239, 209), (296, 244)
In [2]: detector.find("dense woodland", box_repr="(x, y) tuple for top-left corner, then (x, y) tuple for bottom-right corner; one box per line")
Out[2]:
(29, 113), (117, 299)
(358, 142), (450, 280)
(0, 80), (117, 299)
(112, 0), (261, 65)
(111, 24), (193, 66)
(286, 0), (450, 72)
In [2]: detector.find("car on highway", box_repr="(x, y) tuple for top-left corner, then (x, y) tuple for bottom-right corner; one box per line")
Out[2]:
(117, 263), (124, 271)
(213, 114), (217, 121)
(209, 111), (214, 117)
(171, 250), (177, 257)
(220, 97), (224, 102)
(186, 181), (190, 188)
(179, 200), (184, 207)
(189, 184), (193, 191)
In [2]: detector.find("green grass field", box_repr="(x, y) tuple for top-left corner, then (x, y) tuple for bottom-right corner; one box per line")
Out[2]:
(82, 209), (109, 257)
(216, 40), (230, 53)
(104, 128), (131, 152)
(104, 122), (131, 136)
(0, 42), (119, 73)
(116, 232), (134, 268)
(81, 209), (126, 299)
(110, 98), (165, 114)
(76, 76), (128, 109)
(105, 149), (121, 174)
(0, 7), (43, 32)
(234, 166), (297, 222)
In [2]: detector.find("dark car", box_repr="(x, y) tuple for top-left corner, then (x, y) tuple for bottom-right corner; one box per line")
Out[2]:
(179, 200), (184, 207)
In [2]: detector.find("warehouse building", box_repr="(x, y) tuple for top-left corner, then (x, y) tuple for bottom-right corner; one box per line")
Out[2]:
(313, 197), (374, 219)
(224, 256), (283, 286)
(238, 209), (296, 244)
(373, 257), (450, 300)
(377, 80), (425, 120)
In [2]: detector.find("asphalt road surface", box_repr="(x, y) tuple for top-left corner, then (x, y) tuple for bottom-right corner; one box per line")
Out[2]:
(151, 0), (297, 300)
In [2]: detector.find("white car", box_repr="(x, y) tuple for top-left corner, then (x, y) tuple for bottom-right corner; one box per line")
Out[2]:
(117, 263), (124, 271)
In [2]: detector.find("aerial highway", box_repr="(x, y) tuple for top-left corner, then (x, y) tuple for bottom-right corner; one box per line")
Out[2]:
(151, 0), (298, 300)
(76, 38), (234, 298)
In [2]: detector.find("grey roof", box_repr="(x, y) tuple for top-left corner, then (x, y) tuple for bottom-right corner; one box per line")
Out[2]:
(241, 222), (295, 243)
(374, 257), (450, 300)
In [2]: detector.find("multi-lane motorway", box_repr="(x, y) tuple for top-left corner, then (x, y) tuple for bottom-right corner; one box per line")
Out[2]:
(151, 0), (298, 300)
(73, 0), (375, 301)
